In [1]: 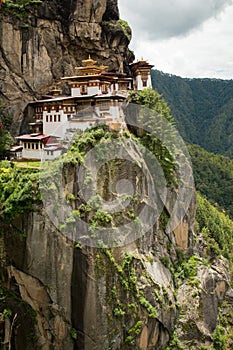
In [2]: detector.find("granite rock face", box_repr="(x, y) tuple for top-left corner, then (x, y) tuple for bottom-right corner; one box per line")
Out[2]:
(0, 0), (133, 133)
(1, 134), (232, 349)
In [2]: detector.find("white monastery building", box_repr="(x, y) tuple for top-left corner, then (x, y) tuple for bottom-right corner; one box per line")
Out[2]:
(13, 57), (153, 160)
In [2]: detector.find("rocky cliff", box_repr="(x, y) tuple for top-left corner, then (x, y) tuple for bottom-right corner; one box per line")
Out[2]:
(0, 125), (233, 349)
(0, 0), (133, 133)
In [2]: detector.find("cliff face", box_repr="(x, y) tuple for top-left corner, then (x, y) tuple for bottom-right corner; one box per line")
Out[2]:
(0, 134), (194, 349)
(0, 0), (133, 133)
(1, 127), (232, 349)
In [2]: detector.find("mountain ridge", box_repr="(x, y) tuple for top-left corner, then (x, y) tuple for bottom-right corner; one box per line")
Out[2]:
(151, 69), (233, 158)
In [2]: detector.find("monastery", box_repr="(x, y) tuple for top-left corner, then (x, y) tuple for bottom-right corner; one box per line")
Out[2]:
(11, 57), (153, 160)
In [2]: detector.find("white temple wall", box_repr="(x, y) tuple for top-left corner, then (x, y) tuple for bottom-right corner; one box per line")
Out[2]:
(22, 147), (43, 160)
(87, 86), (101, 95)
(43, 111), (68, 139)
(71, 87), (81, 97)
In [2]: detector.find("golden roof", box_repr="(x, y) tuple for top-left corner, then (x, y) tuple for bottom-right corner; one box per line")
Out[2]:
(82, 55), (97, 67)
(75, 55), (109, 76)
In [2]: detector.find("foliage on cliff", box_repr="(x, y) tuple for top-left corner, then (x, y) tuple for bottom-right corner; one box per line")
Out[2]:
(1, 0), (42, 21)
(0, 161), (40, 221)
(151, 69), (233, 159)
(196, 193), (233, 264)
(127, 88), (176, 182)
(0, 101), (13, 158)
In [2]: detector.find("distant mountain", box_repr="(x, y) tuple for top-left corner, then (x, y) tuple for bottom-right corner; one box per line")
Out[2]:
(151, 70), (233, 158)
(188, 143), (233, 219)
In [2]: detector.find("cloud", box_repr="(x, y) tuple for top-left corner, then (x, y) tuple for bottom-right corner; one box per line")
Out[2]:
(118, 0), (233, 40)
(129, 5), (233, 79)
(118, 0), (233, 78)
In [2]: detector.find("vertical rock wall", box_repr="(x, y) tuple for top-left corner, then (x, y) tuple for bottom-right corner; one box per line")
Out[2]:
(0, 0), (133, 133)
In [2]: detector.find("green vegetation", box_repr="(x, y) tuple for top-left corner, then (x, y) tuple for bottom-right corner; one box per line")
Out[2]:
(212, 324), (226, 350)
(151, 69), (233, 158)
(0, 284), (38, 346)
(102, 249), (157, 323)
(70, 328), (78, 340)
(196, 193), (233, 263)
(117, 19), (131, 40)
(0, 101), (13, 158)
(163, 331), (185, 350)
(128, 88), (177, 182)
(0, 131), (13, 158)
(0, 161), (40, 221)
(125, 321), (143, 345)
(188, 144), (233, 219)
(2, 0), (42, 22)
(171, 253), (202, 288)
(102, 19), (131, 40)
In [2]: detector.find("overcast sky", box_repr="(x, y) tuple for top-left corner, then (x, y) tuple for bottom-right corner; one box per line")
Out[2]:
(118, 0), (233, 79)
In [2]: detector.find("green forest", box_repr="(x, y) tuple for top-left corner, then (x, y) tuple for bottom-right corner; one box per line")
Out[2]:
(188, 144), (233, 219)
(151, 70), (233, 158)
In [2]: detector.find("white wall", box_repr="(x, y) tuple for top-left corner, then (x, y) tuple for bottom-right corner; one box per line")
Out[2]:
(22, 147), (43, 160)
(87, 86), (101, 95)
(147, 75), (152, 88)
(43, 111), (68, 139)
(135, 74), (152, 90)
(136, 75), (143, 90)
(71, 86), (101, 96)
(44, 149), (63, 160)
(71, 87), (81, 97)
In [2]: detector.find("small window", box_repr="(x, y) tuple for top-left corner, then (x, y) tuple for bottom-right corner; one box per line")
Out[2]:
(101, 84), (108, 94)
(142, 80), (147, 87)
(50, 115), (52, 122)
(80, 85), (87, 95)
(36, 144), (39, 149)
(58, 115), (61, 122)
(28, 143), (31, 149)
(51, 151), (54, 156)
(54, 115), (57, 122)
(46, 115), (48, 122)
(32, 144), (34, 150)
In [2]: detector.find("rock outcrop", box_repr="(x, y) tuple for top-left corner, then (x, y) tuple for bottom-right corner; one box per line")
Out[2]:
(0, 127), (232, 349)
(0, 133), (192, 349)
(0, 0), (133, 133)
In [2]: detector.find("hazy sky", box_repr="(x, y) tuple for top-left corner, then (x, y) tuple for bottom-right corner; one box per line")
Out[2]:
(118, 0), (233, 79)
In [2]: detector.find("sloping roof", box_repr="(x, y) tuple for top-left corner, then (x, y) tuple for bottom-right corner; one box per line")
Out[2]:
(44, 144), (66, 151)
(16, 134), (49, 141)
(29, 95), (97, 104)
(10, 146), (23, 152)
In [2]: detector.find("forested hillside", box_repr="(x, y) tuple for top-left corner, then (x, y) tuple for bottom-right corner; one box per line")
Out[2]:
(151, 70), (233, 158)
(189, 144), (233, 219)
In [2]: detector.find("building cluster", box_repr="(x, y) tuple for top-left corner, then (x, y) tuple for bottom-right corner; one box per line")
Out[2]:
(11, 57), (153, 160)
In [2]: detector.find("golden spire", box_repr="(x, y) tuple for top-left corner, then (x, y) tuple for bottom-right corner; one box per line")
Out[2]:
(82, 55), (97, 67)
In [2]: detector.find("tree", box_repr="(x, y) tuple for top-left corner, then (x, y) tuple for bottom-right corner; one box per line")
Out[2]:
(0, 130), (14, 158)
(126, 88), (176, 182)
(0, 101), (14, 158)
